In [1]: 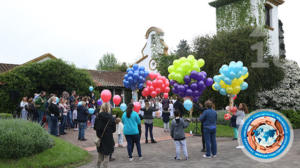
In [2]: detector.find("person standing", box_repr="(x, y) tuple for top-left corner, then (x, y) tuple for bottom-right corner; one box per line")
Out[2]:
(141, 100), (158, 143)
(94, 103), (116, 168)
(77, 101), (89, 141)
(122, 103), (142, 161)
(173, 96), (185, 117)
(27, 98), (37, 122)
(48, 97), (60, 136)
(198, 103), (207, 152)
(115, 118), (124, 147)
(35, 91), (47, 125)
(170, 110), (190, 160)
(236, 103), (248, 149)
(20, 96), (28, 120)
(200, 100), (217, 158)
(162, 97), (170, 132)
(59, 98), (68, 135)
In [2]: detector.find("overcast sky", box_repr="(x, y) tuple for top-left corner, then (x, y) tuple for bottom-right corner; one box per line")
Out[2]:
(0, 0), (299, 69)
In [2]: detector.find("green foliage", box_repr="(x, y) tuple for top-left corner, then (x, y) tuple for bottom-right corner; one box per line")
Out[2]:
(175, 40), (191, 57)
(209, 0), (243, 8)
(281, 110), (300, 129)
(0, 113), (13, 119)
(0, 136), (90, 168)
(0, 119), (54, 159)
(0, 59), (93, 114)
(96, 53), (127, 72)
(112, 107), (124, 118)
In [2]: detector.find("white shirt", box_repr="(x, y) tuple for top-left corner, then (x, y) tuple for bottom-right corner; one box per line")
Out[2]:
(116, 122), (124, 135)
(20, 101), (28, 111)
(73, 110), (77, 120)
(169, 104), (174, 117)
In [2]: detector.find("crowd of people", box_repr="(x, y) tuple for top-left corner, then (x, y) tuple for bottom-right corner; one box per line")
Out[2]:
(19, 90), (249, 168)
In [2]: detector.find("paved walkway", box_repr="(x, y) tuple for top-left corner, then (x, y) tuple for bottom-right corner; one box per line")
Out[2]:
(60, 125), (300, 168)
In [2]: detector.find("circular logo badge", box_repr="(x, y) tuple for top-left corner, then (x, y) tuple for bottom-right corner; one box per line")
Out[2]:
(239, 109), (294, 162)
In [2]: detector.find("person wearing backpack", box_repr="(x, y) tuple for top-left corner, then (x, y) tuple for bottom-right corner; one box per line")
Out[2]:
(94, 103), (116, 168)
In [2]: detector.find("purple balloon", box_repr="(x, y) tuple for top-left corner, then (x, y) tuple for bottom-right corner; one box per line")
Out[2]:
(178, 85), (185, 92)
(186, 89), (193, 97)
(193, 97), (198, 103)
(190, 83), (198, 91)
(197, 81), (205, 90)
(172, 87), (178, 94)
(194, 90), (200, 97)
(184, 84), (189, 89)
(202, 71), (207, 78)
(190, 71), (198, 80)
(196, 72), (204, 81)
(97, 99), (103, 106)
(179, 92), (185, 98)
(170, 80), (175, 86)
(205, 78), (214, 86)
(184, 75), (191, 84)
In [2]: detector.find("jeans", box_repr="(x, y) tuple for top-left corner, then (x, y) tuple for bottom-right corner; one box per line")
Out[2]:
(145, 123), (154, 141)
(203, 127), (217, 156)
(125, 134), (142, 158)
(67, 111), (74, 128)
(174, 139), (188, 159)
(91, 115), (96, 128)
(97, 152), (109, 168)
(118, 134), (123, 145)
(21, 109), (28, 120)
(59, 115), (67, 134)
(163, 122), (169, 131)
(46, 115), (52, 134)
(78, 122), (87, 140)
(38, 110), (44, 124)
(50, 115), (58, 136)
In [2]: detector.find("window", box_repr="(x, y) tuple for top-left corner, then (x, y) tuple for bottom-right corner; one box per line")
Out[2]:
(265, 4), (273, 28)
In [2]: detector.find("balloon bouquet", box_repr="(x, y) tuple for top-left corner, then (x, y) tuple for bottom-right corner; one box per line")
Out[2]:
(168, 55), (213, 103)
(212, 61), (249, 120)
(141, 72), (170, 99)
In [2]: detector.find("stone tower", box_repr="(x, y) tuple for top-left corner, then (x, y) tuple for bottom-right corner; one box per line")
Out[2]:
(209, 0), (284, 57)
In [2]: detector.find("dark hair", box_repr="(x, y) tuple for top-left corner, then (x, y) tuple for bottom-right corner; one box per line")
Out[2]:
(126, 103), (134, 118)
(174, 110), (180, 117)
(145, 100), (149, 103)
(240, 103), (249, 114)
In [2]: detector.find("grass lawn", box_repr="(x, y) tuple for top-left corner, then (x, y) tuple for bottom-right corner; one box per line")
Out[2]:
(0, 136), (91, 168)
(145, 118), (234, 137)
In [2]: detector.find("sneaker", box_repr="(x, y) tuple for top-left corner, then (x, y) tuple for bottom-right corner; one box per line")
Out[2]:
(212, 155), (217, 158)
(203, 154), (211, 159)
(174, 157), (180, 160)
(151, 139), (157, 143)
(74, 128), (78, 131)
(109, 157), (116, 161)
(129, 158), (134, 162)
(236, 146), (244, 149)
(145, 140), (148, 144)
(139, 157), (143, 161)
(81, 138), (88, 141)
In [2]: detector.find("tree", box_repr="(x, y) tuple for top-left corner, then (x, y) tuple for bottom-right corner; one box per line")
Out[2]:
(175, 40), (191, 57)
(0, 59), (93, 114)
(96, 53), (127, 72)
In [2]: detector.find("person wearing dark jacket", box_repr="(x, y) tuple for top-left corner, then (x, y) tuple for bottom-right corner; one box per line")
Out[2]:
(196, 103), (207, 152)
(94, 103), (116, 168)
(200, 100), (217, 158)
(170, 110), (190, 160)
(141, 100), (158, 143)
(173, 97), (185, 117)
(77, 101), (89, 141)
(162, 98), (170, 132)
(48, 97), (60, 136)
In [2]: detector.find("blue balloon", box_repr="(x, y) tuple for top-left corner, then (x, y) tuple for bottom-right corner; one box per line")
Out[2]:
(242, 67), (248, 75)
(214, 83), (221, 90)
(229, 71), (236, 80)
(241, 82), (248, 90)
(133, 73), (139, 80)
(224, 77), (232, 85)
(139, 76), (145, 83)
(139, 71), (144, 77)
(139, 66), (145, 71)
(184, 100), (193, 111)
(88, 108), (95, 114)
(77, 101), (82, 106)
(128, 71), (133, 77)
(89, 86), (94, 92)
(219, 88), (227, 96)
(133, 64), (139, 70)
(56, 97), (59, 104)
(120, 103), (127, 112)
(213, 75), (221, 83)
(139, 83), (144, 89)
(144, 71), (149, 78)
(128, 76), (133, 83)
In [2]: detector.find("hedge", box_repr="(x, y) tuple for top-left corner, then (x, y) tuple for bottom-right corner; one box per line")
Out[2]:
(0, 113), (13, 119)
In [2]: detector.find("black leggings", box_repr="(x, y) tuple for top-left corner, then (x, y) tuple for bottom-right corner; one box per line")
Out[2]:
(201, 122), (205, 150)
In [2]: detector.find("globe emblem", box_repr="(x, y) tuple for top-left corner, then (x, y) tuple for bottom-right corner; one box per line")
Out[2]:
(254, 124), (278, 147)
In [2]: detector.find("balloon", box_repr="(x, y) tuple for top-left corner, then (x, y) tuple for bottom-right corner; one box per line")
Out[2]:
(197, 59), (205, 68)
(164, 87), (170, 93)
(157, 80), (163, 88)
(56, 97), (59, 104)
(190, 83), (198, 91)
(205, 78), (214, 86)
(120, 103), (127, 112)
(226, 87), (233, 94)
(241, 82), (248, 90)
(133, 64), (139, 70)
(233, 95), (237, 100)
(186, 89), (193, 97)
(163, 93), (168, 99)
(139, 66), (145, 71)
(219, 88), (227, 96)
(133, 102), (141, 112)
(88, 108), (95, 114)
(184, 75), (191, 84)
(183, 99), (193, 111)
(101, 89), (112, 103)
(225, 106), (230, 111)
(113, 95), (121, 105)
(224, 113), (232, 120)
(155, 88), (161, 94)
(150, 91), (157, 98)
(97, 99), (103, 106)
(149, 72), (157, 80)
(230, 106), (237, 113)
(77, 101), (82, 106)
(89, 86), (94, 92)
(170, 80), (175, 86)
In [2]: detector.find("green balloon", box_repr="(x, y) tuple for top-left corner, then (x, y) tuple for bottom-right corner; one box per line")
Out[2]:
(197, 59), (205, 68)
(168, 65), (175, 73)
(173, 59), (180, 68)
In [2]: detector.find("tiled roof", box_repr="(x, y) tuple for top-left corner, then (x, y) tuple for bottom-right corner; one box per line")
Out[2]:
(0, 63), (19, 73)
(88, 70), (126, 87)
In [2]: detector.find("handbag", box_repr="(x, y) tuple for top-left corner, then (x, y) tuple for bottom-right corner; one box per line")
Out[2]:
(95, 119), (111, 147)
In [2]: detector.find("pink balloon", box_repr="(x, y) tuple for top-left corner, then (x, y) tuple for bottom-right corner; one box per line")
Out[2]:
(146, 81), (152, 87)
(113, 95), (121, 105)
(156, 88), (161, 94)
(224, 113), (232, 120)
(142, 90), (147, 97)
(144, 87), (150, 95)
(164, 87), (170, 93)
(149, 86), (154, 92)
(157, 80), (163, 88)
(164, 93), (168, 99)
(133, 102), (141, 112)
(101, 90), (112, 103)
(150, 91), (157, 98)
(149, 72), (156, 80)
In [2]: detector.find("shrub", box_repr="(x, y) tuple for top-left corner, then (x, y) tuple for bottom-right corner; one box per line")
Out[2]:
(112, 107), (124, 118)
(281, 110), (300, 129)
(0, 119), (54, 159)
(0, 113), (13, 119)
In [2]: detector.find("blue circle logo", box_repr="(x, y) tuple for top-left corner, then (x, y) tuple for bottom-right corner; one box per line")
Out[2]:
(239, 109), (294, 162)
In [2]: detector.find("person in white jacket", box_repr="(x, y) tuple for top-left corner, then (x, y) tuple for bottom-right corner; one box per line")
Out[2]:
(20, 96), (28, 120)
(236, 103), (249, 149)
(116, 118), (124, 147)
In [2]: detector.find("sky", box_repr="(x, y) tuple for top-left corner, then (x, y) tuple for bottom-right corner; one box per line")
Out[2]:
(0, 0), (299, 70)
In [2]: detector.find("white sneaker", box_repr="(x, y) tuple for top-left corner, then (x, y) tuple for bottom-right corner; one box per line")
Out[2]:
(236, 146), (244, 149)
(74, 128), (78, 131)
(212, 155), (217, 158)
(139, 157), (143, 161)
(203, 154), (211, 159)
(129, 158), (134, 161)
